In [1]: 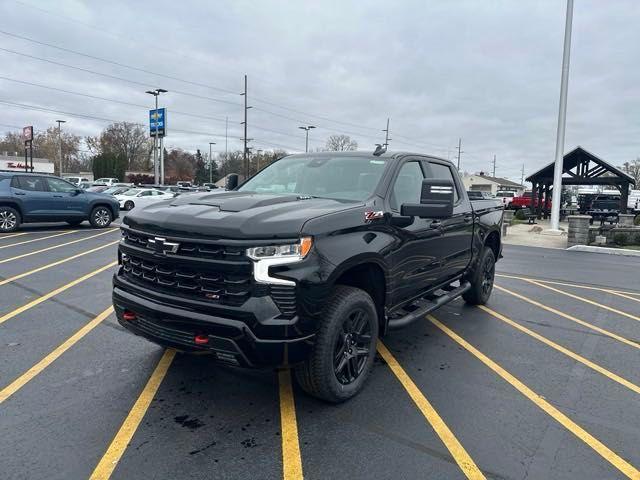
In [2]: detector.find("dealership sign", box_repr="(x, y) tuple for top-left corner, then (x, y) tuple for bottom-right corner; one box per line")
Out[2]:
(23, 126), (33, 142)
(149, 108), (166, 137)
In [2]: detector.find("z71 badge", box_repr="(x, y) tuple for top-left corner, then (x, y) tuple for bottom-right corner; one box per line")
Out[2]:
(364, 210), (384, 222)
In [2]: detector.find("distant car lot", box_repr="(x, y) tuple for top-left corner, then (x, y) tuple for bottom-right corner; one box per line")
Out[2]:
(0, 228), (638, 479)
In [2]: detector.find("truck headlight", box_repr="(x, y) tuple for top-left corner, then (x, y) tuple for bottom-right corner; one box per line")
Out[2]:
(246, 237), (313, 261)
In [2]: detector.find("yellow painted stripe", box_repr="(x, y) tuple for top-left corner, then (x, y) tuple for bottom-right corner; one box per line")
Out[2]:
(278, 369), (304, 480)
(89, 349), (175, 480)
(377, 342), (485, 479)
(478, 305), (640, 395)
(0, 240), (119, 287)
(0, 229), (76, 250)
(526, 279), (640, 323)
(427, 315), (640, 479)
(0, 228), (117, 265)
(608, 291), (640, 304)
(0, 261), (117, 326)
(495, 285), (640, 351)
(0, 306), (113, 404)
(496, 273), (640, 298)
(0, 231), (30, 240)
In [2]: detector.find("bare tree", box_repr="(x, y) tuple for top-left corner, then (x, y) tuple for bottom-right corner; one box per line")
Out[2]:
(87, 122), (152, 171)
(621, 158), (640, 186)
(325, 134), (358, 151)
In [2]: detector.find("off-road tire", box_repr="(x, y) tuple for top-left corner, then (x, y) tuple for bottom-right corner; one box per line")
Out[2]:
(295, 285), (378, 403)
(89, 206), (112, 228)
(462, 247), (495, 305)
(0, 206), (21, 233)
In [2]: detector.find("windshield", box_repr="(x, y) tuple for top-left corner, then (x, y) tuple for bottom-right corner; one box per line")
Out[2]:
(238, 155), (388, 201)
(121, 189), (141, 196)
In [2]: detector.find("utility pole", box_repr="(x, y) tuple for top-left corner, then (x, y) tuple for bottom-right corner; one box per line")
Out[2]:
(240, 75), (252, 179)
(298, 125), (316, 153)
(521, 164), (525, 186)
(209, 142), (216, 183)
(455, 138), (463, 170)
(225, 116), (228, 164)
(145, 88), (168, 184)
(492, 154), (496, 177)
(382, 118), (391, 148)
(55, 120), (66, 177)
(549, 0), (574, 232)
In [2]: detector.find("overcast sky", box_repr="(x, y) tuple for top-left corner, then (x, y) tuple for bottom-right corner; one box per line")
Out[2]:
(1, 0), (638, 182)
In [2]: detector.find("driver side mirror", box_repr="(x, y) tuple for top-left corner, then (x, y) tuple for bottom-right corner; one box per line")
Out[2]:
(226, 174), (239, 190)
(74, 188), (83, 195)
(401, 179), (455, 218)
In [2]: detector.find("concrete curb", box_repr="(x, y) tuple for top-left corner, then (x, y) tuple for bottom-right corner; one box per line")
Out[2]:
(567, 245), (640, 257)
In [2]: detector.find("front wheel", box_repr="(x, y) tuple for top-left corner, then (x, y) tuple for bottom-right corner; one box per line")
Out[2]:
(462, 247), (495, 305)
(89, 206), (113, 228)
(295, 285), (378, 403)
(0, 206), (21, 233)
(124, 200), (134, 211)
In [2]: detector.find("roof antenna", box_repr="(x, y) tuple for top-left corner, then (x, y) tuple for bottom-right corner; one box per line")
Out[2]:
(373, 144), (386, 156)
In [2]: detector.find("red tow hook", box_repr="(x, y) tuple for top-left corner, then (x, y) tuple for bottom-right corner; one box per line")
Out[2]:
(122, 311), (137, 321)
(194, 334), (210, 345)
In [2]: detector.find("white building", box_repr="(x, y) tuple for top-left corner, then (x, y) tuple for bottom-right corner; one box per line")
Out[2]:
(462, 173), (525, 196)
(0, 154), (55, 174)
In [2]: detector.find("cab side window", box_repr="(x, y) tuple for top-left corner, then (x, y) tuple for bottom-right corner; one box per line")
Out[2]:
(428, 162), (460, 203)
(12, 176), (47, 192)
(390, 161), (425, 211)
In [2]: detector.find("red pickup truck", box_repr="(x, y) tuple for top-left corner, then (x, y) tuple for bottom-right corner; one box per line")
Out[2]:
(509, 191), (552, 211)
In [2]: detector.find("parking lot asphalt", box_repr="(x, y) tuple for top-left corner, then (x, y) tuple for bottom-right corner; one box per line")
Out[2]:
(0, 225), (639, 480)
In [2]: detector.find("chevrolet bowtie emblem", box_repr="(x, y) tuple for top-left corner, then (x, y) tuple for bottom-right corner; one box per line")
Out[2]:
(147, 237), (180, 255)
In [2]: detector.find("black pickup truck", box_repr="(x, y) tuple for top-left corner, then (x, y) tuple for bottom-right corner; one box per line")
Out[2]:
(113, 151), (503, 402)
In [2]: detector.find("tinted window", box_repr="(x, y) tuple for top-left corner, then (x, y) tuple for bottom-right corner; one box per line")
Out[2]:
(390, 161), (424, 211)
(47, 178), (77, 193)
(13, 176), (47, 192)
(429, 163), (459, 202)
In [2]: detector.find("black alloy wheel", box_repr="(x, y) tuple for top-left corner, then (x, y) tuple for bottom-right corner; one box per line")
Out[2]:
(333, 308), (372, 385)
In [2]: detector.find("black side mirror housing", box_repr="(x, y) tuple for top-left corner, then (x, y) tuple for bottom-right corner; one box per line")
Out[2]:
(400, 179), (455, 218)
(226, 174), (239, 190)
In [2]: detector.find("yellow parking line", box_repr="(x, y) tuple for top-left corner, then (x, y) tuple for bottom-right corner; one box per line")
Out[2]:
(0, 261), (117, 326)
(427, 315), (640, 479)
(0, 231), (30, 240)
(0, 228), (117, 265)
(0, 240), (119, 287)
(0, 306), (113, 404)
(0, 229), (77, 250)
(496, 273), (640, 298)
(377, 342), (485, 479)
(494, 285), (640, 351)
(526, 279), (640, 323)
(89, 349), (175, 480)
(477, 305), (640, 395)
(278, 369), (304, 480)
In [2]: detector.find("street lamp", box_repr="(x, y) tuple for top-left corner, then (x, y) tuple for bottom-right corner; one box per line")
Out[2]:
(145, 88), (168, 184)
(209, 142), (216, 183)
(298, 125), (316, 153)
(55, 120), (66, 177)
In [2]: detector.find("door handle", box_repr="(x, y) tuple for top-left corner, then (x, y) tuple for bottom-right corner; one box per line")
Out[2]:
(429, 220), (442, 229)
(53, 195), (63, 198)
(14, 192), (26, 195)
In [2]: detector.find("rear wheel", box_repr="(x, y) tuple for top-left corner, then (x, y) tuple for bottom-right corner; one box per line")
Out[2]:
(462, 247), (495, 305)
(124, 200), (134, 211)
(0, 206), (20, 233)
(89, 206), (112, 228)
(295, 285), (378, 403)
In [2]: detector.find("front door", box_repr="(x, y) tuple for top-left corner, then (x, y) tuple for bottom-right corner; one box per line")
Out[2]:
(387, 160), (447, 305)
(45, 177), (86, 219)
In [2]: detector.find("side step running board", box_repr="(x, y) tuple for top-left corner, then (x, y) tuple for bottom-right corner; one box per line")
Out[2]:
(387, 281), (471, 331)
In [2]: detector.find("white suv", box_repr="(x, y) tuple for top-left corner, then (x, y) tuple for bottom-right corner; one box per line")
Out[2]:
(94, 178), (120, 186)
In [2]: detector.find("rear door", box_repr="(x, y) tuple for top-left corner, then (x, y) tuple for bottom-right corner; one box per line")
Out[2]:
(427, 161), (474, 280)
(46, 177), (87, 219)
(10, 175), (52, 220)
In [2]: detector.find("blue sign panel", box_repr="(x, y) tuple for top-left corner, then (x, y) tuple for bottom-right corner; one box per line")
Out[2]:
(149, 108), (167, 137)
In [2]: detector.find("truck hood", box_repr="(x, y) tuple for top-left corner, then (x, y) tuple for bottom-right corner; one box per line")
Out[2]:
(122, 191), (363, 239)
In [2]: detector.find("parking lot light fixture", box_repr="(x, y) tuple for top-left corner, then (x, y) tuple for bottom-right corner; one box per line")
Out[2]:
(298, 125), (316, 152)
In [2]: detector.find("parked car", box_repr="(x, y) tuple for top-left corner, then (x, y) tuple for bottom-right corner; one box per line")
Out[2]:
(114, 188), (175, 211)
(113, 151), (503, 402)
(590, 194), (621, 212)
(102, 186), (131, 196)
(496, 190), (515, 207)
(0, 173), (119, 232)
(78, 181), (93, 190)
(63, 176), (89, 186)
(627, 190), (640, 212)
(94, 178), (120, 186)
(86, 185), (110, 193)
(510, 191), (552, 211)
(467, 191), (494, 200)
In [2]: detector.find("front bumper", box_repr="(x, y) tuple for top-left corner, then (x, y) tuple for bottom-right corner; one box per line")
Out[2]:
(113, 276), (315, 368)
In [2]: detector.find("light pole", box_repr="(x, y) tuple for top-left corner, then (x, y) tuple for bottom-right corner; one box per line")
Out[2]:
(56, 120), (66, 177)
(298, 125), (315, 153)
(145, 88), (168, 184)
(209, 142), (216, 183)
